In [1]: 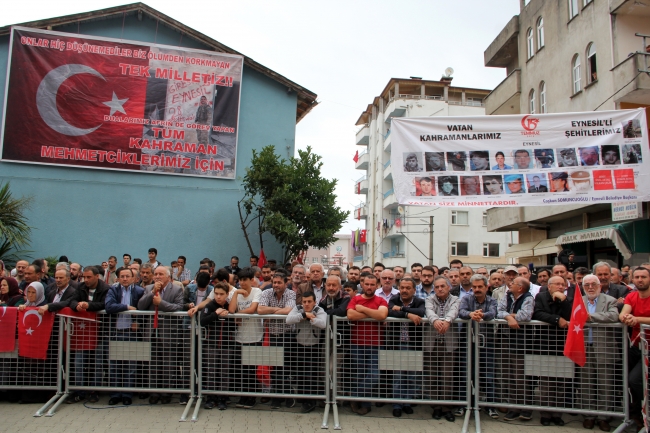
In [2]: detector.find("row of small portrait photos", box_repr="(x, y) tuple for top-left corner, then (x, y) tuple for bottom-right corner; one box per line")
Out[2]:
(410, 169), (636, 196)
(402, 144), (643, 173)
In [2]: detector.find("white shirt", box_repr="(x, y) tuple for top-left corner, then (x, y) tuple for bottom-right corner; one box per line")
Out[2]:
(233, 288), (263, 344)
(375, 287), (399, 303)
(529, 283), (541, 298)
(53, 286), (69, 303)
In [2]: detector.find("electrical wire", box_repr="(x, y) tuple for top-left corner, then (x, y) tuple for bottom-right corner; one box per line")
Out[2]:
(593, 71), (644, 111)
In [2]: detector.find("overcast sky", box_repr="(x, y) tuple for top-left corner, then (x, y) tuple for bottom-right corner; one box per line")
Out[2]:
(1, 0), (521, 233)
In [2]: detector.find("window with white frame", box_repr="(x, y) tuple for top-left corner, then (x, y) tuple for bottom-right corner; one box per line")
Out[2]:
(482, 212), (488, 227)
(587, 43), (597, 83)
(451, 242), (469, 256)
(572, 55), (581, 94)
(537, 17), (544, 50)
(569, 0), (579, 19)
(529, 89), (536, 114)
(312, 257), (318, 263)
(539, 82), (547, 113)
(527, 28), (534, 60)
(451, 210), (469, 225)
(483, 243), (500, 257)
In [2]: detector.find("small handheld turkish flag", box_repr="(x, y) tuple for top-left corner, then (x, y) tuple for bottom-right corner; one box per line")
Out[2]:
(0, 307), (18, 352)
(353, 150), (359, 163)
(59, 307), (98, 351)
(258, 249), (267, 268)
(564, 285), (588, 366)
(18, 308), (55, 360)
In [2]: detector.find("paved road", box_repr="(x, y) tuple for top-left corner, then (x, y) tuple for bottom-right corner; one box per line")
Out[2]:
(0, 395), (639, 433)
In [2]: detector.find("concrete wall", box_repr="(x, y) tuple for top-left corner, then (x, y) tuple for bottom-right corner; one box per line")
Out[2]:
(0, 13), (298, 269)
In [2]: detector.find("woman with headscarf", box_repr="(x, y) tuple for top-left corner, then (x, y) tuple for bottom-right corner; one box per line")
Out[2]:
(0, 276), (23, 306)
(18, 282), (47, 310)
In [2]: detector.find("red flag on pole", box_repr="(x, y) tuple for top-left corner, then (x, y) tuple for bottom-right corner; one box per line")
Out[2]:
(18, 308), (55, 360)
(564, 285), (588, 366)
(59, 307), (98, 351)
(0, 307), (18, 352)
(258, 249), (267, 268)
(353, 150), (359, 163)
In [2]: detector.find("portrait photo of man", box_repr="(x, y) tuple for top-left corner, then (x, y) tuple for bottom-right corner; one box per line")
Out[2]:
(534, 149), (555, 169)
(460, 176), (481, 196)
(549, 172), (570, 192)
(482, 175), (504, 195)
(403, 152), (423, 172)
(513, 149), (533, 169)
(504, 174), (526, 194)
(437, 176), (459, 196)
(446, 152), (467, 171)
(601, 145), (621, 165)
(469, 151), (490, 171)
(527, 174), (548, 193)
(425, 152), (446, 171)
(557, 148), (579, 167)
(579, 146), (600, 166)
(414, 177), (436, 196)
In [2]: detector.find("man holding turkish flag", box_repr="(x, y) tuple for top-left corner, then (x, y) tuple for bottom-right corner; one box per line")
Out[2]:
(0, 307), (18, 353)
(18, 308), (56, 360)
(564, 284), (588, 366)
(532, 276), (574, 426)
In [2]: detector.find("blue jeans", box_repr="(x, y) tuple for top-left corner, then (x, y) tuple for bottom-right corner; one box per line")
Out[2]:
(73, 339), (107, 395)
(392, 344), (420, 409)
(109, 330), (137, 398)
(350, 345), (379, 408)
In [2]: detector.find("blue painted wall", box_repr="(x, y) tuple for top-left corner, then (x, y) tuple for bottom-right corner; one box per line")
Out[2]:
(0, 13), (298, 270)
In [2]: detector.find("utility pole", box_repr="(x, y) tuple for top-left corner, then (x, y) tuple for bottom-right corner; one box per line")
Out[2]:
(429, 216), (433, 266)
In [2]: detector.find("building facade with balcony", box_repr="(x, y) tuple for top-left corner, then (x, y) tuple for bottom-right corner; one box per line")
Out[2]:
(483, 0), (650, 268)
(353, 77), (515, 269)
(302, 234), (353, 269)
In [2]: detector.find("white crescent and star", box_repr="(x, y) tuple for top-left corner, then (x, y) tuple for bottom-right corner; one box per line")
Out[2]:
(23, 310), (43, 336)
(36, 64), (128, 136)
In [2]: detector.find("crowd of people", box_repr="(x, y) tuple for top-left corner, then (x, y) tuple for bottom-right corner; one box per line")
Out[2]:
(0, 252), (648, 431)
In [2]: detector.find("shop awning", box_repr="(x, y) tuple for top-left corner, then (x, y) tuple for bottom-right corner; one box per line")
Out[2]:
(505, 241), (540, 259)
(555, 224), (634, 259)
(534, 238), (561, 256)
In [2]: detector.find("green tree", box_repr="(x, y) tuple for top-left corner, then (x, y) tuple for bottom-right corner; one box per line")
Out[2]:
(0, 182), (33, 266)
(238, 145), (348, 263)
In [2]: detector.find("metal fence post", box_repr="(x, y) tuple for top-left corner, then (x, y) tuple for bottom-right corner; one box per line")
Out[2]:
(473, 321), (481, 433)
(191, 312), (202, 422)
(179, 313), (196, 422)
(34, 315), (65, 417)
(332, 317), (341, 430)
(320, 317), (331, 429)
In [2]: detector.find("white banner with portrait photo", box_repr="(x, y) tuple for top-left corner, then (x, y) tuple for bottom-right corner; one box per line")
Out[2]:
(391, 108), (649, 207)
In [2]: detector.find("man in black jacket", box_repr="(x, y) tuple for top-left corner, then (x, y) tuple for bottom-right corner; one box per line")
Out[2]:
(593, 262), (629, 310)
(532, 276), (573, 427)
(68, 266), (111, 403)
(38, 268), (77, 315)
(387, 278), (426, 417)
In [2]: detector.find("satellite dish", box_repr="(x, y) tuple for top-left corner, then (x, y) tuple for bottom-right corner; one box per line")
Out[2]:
(444, 67), (454, 77)
(397, 206), (404, 215)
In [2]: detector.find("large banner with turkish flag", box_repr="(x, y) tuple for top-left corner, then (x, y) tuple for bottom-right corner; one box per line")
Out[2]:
(1, 27), (243, 178)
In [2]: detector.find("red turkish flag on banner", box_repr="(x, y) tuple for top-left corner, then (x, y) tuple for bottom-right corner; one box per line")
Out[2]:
(353, 150), (359, 163)
(564, 285), (588, 366)
(3, 29), (148, 169)
(58, 307), (98, 351)
(258, 249), (267, 268)
(18, 308), (55, 360)
(0, 307), (18, 352)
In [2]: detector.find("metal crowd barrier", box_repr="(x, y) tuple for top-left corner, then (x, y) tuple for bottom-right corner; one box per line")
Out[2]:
(193, 313), (331, 427)
(0, 315), (64, 417)
(641, 324), (650, 433)
(49, 311), (195, 420)
(330, 317), (472, 431)
(473, 320), (632, 433)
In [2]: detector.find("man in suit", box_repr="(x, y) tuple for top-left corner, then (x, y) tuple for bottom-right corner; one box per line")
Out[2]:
(593, 262), (629, 310)
(138, 265), (184, 404)
(538, 264), (581, 301)
(528, 175), (548, 193)
(105, 267), (145, 405)
(580, 275), (619, 432)
(38, 268), (76, 315)
(532, 276), (573, 427)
